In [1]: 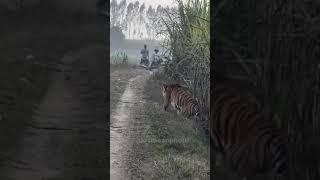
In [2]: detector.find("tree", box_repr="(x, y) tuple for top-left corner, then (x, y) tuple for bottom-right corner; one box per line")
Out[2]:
(126, 2), (134, 38)
(138, 3), (146, 39)
(110, 26), (125, 44)
(139, 3), (146, 14)
(133, 1), (140, 10)
(146, 5), (156, 39)
(110, 0), (118, 26)
(156, 5), (162, 14)
(132, 1), (140, 39)
(118, 0), (127, 29)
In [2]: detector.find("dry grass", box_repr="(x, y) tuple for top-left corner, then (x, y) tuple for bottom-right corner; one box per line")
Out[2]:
(157, 0), (210, 135)
(129, 77), (210, 179)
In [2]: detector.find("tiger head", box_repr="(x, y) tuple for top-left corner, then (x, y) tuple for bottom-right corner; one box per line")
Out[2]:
(162, 84), (179, 96)
(162, 83), (181, 111)
(162, 84), (168, 97)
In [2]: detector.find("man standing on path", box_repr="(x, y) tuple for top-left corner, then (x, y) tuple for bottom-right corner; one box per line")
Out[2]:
(140, 44), (149, 66)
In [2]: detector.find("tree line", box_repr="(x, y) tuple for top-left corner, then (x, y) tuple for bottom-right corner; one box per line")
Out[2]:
(110, 0), (177, 40)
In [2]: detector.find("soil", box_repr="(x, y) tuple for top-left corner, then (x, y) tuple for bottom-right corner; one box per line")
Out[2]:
(110, 65), (150, 179)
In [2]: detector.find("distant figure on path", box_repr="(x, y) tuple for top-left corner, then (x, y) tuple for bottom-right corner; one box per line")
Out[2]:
(149, 49), (161, 69)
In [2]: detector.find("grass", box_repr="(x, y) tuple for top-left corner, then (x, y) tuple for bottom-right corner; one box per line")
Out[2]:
(110, 51), (129, 65)
(110, 50), (142, 67)
(131, 76), (209, 179)
(159, 0), (210, 133)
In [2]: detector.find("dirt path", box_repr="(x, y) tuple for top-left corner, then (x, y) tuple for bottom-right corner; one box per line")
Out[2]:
(110, 66), (150, 180)
(0, 45), (107, 180)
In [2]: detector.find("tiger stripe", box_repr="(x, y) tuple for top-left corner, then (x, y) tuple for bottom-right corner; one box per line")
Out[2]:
(211, 78), (289, 179)
(162, 84), (200, 118)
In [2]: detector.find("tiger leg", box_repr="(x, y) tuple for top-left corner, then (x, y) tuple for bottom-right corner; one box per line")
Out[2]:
(163, 96), (172, 111)
(174, 108), (181, 116)
(173, 103), (182, 116)
(163, 100), (171, 111)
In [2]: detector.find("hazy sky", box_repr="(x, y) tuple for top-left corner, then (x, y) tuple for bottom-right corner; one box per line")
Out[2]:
(113, 0), (178, 8)
(111, 0), (178, 40)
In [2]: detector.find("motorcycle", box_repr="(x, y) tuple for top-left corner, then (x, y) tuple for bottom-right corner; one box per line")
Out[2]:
(140, 57), (150, 68)
(149, 56), (163, 70)
(139, 55), (163, 69)
(146, 55), (164, 71)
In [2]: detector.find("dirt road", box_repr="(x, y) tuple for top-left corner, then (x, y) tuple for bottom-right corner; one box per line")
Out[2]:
(0, 45), (108, 180)
(110, 66), (150, 179)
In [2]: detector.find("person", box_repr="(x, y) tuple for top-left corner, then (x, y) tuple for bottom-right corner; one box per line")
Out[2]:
(140, 44), (149, 66)
(149, 49), (161, 69)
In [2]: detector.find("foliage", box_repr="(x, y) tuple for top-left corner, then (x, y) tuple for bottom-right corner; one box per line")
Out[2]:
(159, 0), (210, 133)
(214, 0), (320, 179)
(111, 51), (129, 66)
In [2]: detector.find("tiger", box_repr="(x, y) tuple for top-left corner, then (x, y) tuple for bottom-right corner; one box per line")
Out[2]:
(211, 74), (289, 179)
(162, 83), (200, 118)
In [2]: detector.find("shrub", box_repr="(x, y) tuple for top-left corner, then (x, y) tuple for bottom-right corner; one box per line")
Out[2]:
(111, 51), (129, 66)
(159, 0), (210, 133)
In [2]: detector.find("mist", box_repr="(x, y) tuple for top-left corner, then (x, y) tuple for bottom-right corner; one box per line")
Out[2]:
(110, 0), (177, 64)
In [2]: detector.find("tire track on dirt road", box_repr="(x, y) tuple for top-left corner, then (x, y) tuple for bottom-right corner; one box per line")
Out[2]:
(110, 66), (151, 180)
(0, 45), (107, 180)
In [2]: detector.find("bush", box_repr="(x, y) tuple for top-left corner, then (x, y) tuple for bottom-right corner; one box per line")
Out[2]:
(111, 51), (129, 66)
(159, 0), (210, 133)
